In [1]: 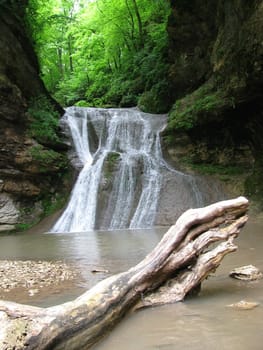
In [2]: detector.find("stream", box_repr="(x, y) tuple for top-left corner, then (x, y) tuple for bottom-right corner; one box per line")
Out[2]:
(0, 108), (262, 348)
(0, 219), (262, 349)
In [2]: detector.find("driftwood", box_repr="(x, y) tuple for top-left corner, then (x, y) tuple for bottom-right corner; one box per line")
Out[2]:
(0, 197), (248, 350)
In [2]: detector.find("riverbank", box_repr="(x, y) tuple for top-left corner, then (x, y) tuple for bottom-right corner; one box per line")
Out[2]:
(0, 260), (81, 304)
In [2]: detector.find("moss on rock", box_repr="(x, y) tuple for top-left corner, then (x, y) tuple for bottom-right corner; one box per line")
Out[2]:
(164, 0), (263, 209)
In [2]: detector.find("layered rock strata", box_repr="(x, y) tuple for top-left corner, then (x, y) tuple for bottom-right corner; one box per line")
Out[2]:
(0, 2), (68, 231)
(165, 0), (263, 206)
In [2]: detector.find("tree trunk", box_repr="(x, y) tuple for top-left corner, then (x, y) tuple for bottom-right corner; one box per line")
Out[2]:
(131, 0), (144, 48)
(68, 35), (74, 73)
(0, 197), (248, 350)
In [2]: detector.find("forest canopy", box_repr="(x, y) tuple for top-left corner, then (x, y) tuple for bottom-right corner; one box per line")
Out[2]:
(26, 0), (171, 112)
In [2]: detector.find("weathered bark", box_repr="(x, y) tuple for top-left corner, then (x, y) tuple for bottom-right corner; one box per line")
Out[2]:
(0, 197), (248, 350)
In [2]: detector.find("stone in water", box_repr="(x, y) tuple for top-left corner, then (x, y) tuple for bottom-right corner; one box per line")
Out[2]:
(229, 264), (263, 281)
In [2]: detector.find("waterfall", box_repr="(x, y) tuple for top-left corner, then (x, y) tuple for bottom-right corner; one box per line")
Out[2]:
(51, 107), (167, 232)
(51, 107), (224, 233)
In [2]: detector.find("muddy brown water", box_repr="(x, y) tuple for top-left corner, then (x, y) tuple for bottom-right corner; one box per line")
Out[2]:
(0, 219), (262, 349)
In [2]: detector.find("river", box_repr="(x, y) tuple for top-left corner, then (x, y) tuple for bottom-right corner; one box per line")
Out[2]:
(0, 218), (262, 349)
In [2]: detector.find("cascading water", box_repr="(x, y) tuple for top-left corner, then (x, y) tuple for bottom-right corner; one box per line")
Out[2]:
(51, 107), (224, 233)
(52, 107), (167, 232)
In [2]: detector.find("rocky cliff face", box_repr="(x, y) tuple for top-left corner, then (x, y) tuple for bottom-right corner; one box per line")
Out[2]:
(0, 2), (69, 231)
(1, 0), (262, 231)
(165, 0), (263, 208)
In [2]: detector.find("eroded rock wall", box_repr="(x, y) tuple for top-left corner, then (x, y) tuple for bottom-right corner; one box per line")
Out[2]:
(0, 2), (69, 231)
(165, 0), (263, 207)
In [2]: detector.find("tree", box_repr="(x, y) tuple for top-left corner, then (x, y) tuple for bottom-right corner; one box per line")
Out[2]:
(26, 0), (171, 109)
(26, 0), (77, 92)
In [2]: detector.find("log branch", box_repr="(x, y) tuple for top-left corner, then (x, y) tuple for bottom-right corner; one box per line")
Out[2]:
(0, 197), (249, 350)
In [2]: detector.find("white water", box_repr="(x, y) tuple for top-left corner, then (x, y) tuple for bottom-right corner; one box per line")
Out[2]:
(51, 107), (167, 232)
(51, 107), (224, 233)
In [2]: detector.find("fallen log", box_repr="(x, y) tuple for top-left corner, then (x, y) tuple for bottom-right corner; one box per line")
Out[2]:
(0, 197), (249, 350)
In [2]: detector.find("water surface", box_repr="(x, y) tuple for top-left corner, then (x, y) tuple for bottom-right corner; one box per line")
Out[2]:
(0, 220), (262, 349)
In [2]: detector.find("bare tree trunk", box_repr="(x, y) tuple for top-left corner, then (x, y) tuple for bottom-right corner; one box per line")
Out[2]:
(68, 35), (74, 73)
(57, 47), (64, 78)
(130, 0), (144, 48)
(0, 197), (248, 350)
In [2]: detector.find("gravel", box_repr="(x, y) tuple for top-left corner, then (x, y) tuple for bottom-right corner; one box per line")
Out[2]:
(0, 260), (80, 298)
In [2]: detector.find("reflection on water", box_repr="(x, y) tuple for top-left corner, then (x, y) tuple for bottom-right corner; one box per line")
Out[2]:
(0, 227), (164, 305)
(0, 220), (263, 349)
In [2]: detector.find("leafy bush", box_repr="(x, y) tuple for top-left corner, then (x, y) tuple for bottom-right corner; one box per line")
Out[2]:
(167, 85), (234, 131)
(138, 80), (170, 114)
(15, 223), (33, 232)
(74, 100), (90, 107)
(29, 145), (67, 172)
(41, 194), (67, 217)
(27, 95), (60, 144)
(120, 94), (138, 107)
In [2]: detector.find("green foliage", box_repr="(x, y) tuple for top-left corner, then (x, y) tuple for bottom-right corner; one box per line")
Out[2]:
(27, 95), (59, 144)
(180, 157), (246, 182)
(167, 85), (233, 131)
(163, 134), (175, 146)
(138, 80), (170, 113)
(29, 145), (67, 172)
(41, 193), (67, 217)
(26, 0), (77, 92)
(26, 0), (171, 111)
(181, 155), (246, 178)
(15, 223), (33, 231)
(104, 152), (120, 179)
(190, 163), (244, 176)
(120, 94), (138, 107)
(107, 152), (120, 165)
(74, 100), (90, 107)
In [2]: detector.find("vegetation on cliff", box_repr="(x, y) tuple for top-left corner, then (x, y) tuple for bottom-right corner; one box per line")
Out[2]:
(0, 1), (70, 231)
(26, 0), (171, 112)
(163, 0), (263, 208)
